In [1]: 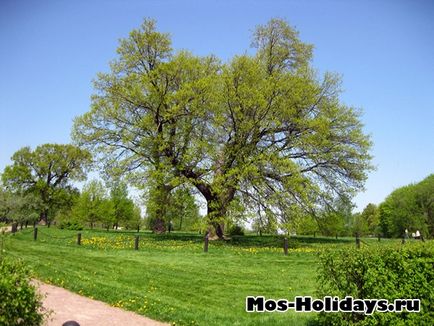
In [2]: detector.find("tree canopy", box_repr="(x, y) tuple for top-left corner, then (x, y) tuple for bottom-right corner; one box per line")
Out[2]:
(73, 18), (373, 237)
(73, 179), (114, 229)
(379, 174), (434, 238)
(1, 144), (91, 225)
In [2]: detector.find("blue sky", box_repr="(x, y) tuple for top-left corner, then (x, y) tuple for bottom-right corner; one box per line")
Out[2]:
(0, 0), (433, 212)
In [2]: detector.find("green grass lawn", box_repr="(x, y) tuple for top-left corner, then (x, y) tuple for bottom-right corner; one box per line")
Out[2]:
(2, 227), (402, 326)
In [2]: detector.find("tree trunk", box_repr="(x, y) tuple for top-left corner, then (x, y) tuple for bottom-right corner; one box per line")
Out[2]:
(207, 200), (226, 239)
(180, 166), (235, 239)
(149, 183), (170, 233)
(213, 222), (225, 239)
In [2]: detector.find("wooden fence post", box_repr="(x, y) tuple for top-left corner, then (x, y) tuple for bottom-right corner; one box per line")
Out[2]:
(355, 233), (360, 249)
(11, 222), (17, 234)
(33, 227), (38, 241)
(134, 235), (139, 250)
(283, 237), (288, 255)
(204, 232), (209, 253)
(77, 233), (81, 245)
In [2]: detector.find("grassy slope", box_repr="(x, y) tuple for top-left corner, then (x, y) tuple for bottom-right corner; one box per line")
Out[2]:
(4, 228), (388, 326)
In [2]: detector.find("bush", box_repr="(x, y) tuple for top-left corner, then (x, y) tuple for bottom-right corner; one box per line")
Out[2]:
(58, 220), (83, 230)
(0, 257), (47, 325)
(317, 242), (434, 325)
(228, 225), (245, 236)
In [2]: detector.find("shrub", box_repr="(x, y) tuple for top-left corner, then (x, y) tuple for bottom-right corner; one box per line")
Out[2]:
(317, 242), (434, 325)
(228, 225), (245, 236)
(58, 220), (83, 230)
(0, 257), (47, 325)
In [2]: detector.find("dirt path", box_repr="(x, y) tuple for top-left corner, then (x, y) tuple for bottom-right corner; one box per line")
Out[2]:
(0, 225), (12, 233)
(34, 281), (168, 326)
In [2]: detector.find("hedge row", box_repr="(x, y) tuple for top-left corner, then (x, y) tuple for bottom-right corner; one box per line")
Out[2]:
(317, 242), (434, 325)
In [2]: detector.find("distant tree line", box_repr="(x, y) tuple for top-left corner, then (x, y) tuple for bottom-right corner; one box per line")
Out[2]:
(0, 144), (200, 232)
(282, 174), (432, 239)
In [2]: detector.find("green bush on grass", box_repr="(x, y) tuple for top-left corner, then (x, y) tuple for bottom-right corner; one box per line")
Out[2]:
(317, 242), (434, 325)
(0, 257), (47, 325)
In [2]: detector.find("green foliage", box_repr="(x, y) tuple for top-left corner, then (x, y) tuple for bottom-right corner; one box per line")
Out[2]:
(165, 187), (201, 231)
(1, 144), (91, 225)
(58, 220), (83, 231)
(228, 224), (245, 236)
(251, 208), (279, 235)
(123, 204), (142, 230)
(110, 181), (137, 228)
(0, 257), (46, 325)
(317, 196), (354, 236)
(317, 242), (434, 325)
(417, 174), (434, 236)
(379, 174), (433, 238)
(145, 185), (200, 232)
(57, 210), (84, 230)
(352, 212), (369, 236)
(358, 203), (380, 235)
(144, 182), (170, 230)
(0, 188), (40, 224)
(73, 180), (114, 229)
(296, 214), (319, 235)
(73, 18), (373, 237)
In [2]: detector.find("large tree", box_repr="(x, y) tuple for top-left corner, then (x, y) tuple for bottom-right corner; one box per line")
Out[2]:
(73, 19), (372, 238)
(1, 144), (91, 226)
(73, 19), (217, 228)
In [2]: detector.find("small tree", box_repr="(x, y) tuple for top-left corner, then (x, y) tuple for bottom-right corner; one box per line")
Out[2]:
(124, 204), (143, 231)
(359, 203), (379, 235)
(352, 212), (369, 236)
(166, 187), (201, 231)
(110, 181), (135, 229)
(73, 180), (114, 229)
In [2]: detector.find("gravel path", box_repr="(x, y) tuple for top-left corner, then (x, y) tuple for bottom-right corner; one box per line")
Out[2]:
(34, 281), (168, 326)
